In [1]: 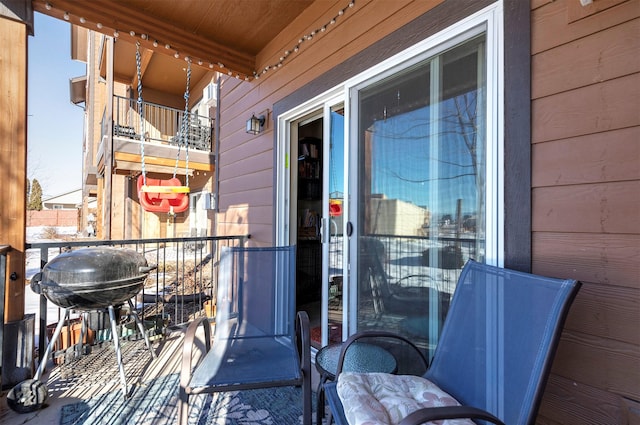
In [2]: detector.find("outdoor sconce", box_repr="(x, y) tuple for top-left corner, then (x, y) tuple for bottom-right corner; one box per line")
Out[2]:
(246, 114), (265, 135)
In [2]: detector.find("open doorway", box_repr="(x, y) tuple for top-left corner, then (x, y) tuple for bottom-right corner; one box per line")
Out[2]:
(295, 117), (323, 347)
(290, 103), (345, 350)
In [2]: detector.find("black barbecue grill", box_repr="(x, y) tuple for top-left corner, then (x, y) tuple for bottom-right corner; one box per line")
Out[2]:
(30, 246), (155, 310)
(8, 247), (157, 413)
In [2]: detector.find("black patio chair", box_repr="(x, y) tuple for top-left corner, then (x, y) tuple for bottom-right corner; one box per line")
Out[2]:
(178, 245), (311, 425)
(325, 259), (581, 425)
(359, 236), (451, 319)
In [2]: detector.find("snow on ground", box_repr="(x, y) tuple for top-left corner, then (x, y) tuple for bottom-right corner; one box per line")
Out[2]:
(25, 226), (86, 344)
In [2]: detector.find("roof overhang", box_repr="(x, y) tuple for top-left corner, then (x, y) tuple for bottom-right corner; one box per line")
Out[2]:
(32, 0), (317, 81)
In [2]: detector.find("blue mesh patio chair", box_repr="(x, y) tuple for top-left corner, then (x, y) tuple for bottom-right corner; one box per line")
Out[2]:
(178, 245), (311, 425)
(325, 259), (581, 425)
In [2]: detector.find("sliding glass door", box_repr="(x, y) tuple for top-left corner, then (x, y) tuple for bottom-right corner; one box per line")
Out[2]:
(350, 33), (488, 354)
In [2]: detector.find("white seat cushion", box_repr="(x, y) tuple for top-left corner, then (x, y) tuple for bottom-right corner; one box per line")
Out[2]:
(336, 372), (475, 425)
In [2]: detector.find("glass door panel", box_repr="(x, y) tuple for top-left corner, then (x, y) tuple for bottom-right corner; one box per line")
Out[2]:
(352, 35), (487, 356)
(325, 106), (345, 346)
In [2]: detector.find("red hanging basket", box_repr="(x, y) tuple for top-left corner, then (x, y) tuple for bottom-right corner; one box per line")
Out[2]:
(137, 175), (189, 214)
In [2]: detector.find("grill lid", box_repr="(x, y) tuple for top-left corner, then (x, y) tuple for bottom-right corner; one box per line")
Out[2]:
(37, 247), (153, 285)
(30, 247), (157, 310)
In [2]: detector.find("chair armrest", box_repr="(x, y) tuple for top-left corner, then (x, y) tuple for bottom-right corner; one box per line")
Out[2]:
(335, 330), (429, 376)
(296, 311), (311, 376)
(179, 316), (213, 390)
(296, 311), (313, 425)
(398, 405), (506, 425)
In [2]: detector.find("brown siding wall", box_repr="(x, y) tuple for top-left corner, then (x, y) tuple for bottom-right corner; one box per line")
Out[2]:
(215, 0), (449, 245)
(531, 1), (640, 423)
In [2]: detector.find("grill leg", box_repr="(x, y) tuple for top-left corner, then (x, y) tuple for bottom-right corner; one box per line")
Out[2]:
(127, 299), (155, 359)
(108, 305), (128, 398)
(34, 308), (70, 381)
(76, 312), (88, 358)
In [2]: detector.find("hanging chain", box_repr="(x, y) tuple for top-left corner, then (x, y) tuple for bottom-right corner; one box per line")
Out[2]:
(136, 42), (147, 186)
(174, 59), (191, 186)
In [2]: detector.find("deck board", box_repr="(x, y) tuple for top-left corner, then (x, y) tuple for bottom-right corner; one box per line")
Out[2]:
(0, 328), (187, 425)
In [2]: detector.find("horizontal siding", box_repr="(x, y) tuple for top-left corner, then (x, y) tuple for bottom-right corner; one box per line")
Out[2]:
(532, 181), (640, 234)
(532, 0), (640, 423)
(565, 281), (640, 345)
(219, 169), (273, 195)
(533, 232), (640, 290)
(531, 0), (638, 55)
(532, 18), (639, 99)
(553, 331), (640, 401)
(219, 185), (275, 208)
(532, 72), (640, 143)
(532, 127), (639, 187)
(219, 143), (274, 181)
(539, 374), (627, 425)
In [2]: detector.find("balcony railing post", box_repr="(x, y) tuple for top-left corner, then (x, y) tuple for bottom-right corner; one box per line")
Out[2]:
(38, 246), (49, 363)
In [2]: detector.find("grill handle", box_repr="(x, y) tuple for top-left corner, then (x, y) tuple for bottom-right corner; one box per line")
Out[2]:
(30, 272), (43, 294)
(139, 265), (158, 274)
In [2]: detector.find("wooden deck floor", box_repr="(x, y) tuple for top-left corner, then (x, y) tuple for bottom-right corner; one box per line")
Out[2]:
(1, 326), (324, 424)
(0, 328), (188, 425)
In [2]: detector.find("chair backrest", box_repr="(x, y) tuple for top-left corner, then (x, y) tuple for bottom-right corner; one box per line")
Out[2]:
(424, 260), (580, 425)
(215, 245), (297, 340)
(359, 236), (391, 295)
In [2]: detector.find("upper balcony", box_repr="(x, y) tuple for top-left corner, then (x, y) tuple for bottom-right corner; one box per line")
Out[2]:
(97, 95), (216, 177)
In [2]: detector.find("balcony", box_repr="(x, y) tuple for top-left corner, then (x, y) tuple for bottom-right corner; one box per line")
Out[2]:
(0, 233), (481, 425)
(0, 235), (258, 424)
(97, 96), (216, 177)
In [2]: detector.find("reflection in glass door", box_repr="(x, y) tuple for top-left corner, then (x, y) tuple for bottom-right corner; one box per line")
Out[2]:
(324, 106), (345, 346)
(352, 34), (487, 356)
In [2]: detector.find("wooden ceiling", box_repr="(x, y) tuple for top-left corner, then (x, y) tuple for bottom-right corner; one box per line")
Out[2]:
(32, 0), (317, 90)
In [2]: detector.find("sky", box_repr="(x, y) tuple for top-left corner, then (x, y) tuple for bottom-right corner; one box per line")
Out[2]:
(28, 13), (86, 198)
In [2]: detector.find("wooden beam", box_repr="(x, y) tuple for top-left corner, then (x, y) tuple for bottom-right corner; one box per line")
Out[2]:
(0, 16), (27, 322)
(114, 152), (214, 172)
(32, 0), (256, 79)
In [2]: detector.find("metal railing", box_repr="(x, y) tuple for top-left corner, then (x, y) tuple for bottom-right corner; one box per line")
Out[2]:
(25, 235), (249, 363)
(362, 234), (483, 295)
(325, 232), (480, 302)
(109, 95), (214, 151)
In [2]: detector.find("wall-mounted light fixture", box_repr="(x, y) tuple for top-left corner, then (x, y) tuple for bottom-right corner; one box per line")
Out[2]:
(246, 114), (266, 135)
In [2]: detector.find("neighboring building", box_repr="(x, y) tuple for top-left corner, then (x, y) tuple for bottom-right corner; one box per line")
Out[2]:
(42, 189), (82, 210)
(1, 1), (638, 424)
(70, 27), (218, 240)
(367, 195), (430, 237)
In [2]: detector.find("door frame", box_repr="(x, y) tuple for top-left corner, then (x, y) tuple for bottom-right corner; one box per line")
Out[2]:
(276, 89), (346, 347)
